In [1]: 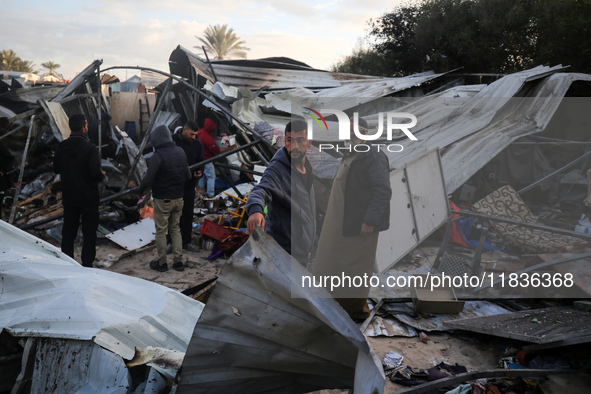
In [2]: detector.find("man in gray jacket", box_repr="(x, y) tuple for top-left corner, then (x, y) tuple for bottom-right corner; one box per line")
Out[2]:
(138, 125), (191, 272)
(245, 119), (316, 265)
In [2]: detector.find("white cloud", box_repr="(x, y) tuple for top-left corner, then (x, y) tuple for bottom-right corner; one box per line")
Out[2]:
(0, 0), (397, 79)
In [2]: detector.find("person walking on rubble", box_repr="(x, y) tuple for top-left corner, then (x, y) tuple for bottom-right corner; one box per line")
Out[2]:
(138, 125), (191, 272)
(171, 120), (203, 253)
(53, 114), (105, 267)
(197, 118), (236, 198)
(245, 119), (316, 266)
(313, 116), (392, 320)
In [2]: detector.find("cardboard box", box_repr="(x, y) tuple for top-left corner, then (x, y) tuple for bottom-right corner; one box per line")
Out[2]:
(411, 275), (465, 314)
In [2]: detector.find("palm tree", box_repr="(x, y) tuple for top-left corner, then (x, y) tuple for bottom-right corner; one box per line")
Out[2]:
(195, 24), (250, 60)
(41, 61), (61, 76)
(1, 49), (21, 70)
(19, 60), (35, 73)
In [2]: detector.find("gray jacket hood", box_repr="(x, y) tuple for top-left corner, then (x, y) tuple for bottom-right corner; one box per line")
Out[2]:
(151, 125), (173, 148)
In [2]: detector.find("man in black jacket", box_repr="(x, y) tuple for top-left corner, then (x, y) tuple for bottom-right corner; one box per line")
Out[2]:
(138, 125), (191, 272)
(171, 120), (203, 252)
(53, 114), (105, 267)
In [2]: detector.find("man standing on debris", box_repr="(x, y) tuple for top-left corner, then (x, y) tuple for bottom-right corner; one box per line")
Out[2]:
(314, 116), (392, 320)
(245, 119), (316, 265)
(53, 114), (105, 267)
(197, 118), (236, 198)
(137, 125), (191, 272)
(171, 120), (203, 252)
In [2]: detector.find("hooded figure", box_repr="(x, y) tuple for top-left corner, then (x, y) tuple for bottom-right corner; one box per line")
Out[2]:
(138, 125), (191, 272)
(197, 118), (236, 198)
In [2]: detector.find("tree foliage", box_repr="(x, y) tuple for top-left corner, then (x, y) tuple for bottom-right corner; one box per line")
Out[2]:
(331, 47), (392, 76)
(195, 24), (250, 60)
(41, 61), (61, 75)
(0, 49), (36, 73)
(348, 0), (591, 76)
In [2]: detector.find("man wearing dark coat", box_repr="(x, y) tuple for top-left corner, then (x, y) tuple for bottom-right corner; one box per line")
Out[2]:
(53, 114), (105, 267)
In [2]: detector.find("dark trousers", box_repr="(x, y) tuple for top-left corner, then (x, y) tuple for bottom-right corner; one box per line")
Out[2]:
(61, 204), (99, 267)
(180, 187), (196, 245)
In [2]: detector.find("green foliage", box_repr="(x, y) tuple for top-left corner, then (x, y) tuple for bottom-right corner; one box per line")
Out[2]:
(1, 49), (36, 73)
(363, 0), (591, 76)
(41, 61), (61, 75)
(195, 24), (250, 60)
(330, 47), (392, 76)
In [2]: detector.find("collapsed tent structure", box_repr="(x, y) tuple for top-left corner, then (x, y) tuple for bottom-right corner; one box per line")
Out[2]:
(2, 44), (591, 392)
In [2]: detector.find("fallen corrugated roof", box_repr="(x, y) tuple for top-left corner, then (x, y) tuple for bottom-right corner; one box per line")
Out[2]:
(170, 45), (399, 91)
(0, 219), (203, 361)
(379, 66), (591, 193)
(177, 228), (385, 393)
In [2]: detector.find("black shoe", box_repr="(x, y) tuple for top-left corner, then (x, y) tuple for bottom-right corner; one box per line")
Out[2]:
(166, 243), (172, 254)
(183, 244), (200, 253)
(172, 261), (185, 271)
(150, 260), (168, 272)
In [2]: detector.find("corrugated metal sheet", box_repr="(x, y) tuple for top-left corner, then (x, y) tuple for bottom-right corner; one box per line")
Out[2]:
(379, 66), (591, 193)
(391, 301), (510, 332)
(170, 45), (412, 91)
(0, 219), (203, 361)
(177, 228), (385, 393)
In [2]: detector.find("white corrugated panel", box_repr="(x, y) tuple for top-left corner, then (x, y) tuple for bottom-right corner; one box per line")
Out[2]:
(0, 219), (203, 361)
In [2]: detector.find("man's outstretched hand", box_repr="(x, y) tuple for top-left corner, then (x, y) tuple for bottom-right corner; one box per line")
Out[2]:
(247, 212), (265, 234)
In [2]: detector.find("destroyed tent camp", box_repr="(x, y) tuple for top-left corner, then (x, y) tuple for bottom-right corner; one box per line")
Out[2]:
(2, 45), (591, 392)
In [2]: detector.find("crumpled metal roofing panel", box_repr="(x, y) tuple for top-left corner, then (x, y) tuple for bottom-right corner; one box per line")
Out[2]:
(376, 66), (591, 193)
(0, 219), (203, 361)
(177, 228), (385, 393)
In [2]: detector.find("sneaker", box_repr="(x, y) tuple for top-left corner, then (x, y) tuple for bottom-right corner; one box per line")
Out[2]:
(150, 260), (168, 272)
(172, 261), (185, 271)
(166, 243), (172, 254)
(183, 244), (200, 253)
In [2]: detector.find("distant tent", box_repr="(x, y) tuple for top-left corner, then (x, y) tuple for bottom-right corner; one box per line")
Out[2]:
(120, 75), (141, 92)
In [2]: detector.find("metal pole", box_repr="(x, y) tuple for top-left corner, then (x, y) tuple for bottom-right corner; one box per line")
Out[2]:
(202, 46), (219, 82)
(9, 115), (35, 224)
(214, 163), (243, 199)
(518, 150), (591, 194)
(215, 162), (264, 176)
(97, 64), (102, 160)
(188, 140), (262, 171)
(451, 209), (591, 241)
(121, 77), (172, 189)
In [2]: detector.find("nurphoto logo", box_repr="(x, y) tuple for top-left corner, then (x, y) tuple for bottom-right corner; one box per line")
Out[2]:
(303, 108), (418, 153)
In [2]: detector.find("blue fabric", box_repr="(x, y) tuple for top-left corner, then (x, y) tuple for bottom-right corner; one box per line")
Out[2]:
(199, 162), (216, 198)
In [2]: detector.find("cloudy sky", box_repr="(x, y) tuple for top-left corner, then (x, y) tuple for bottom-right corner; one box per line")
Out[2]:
(0, 0), (404, 81)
